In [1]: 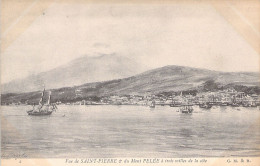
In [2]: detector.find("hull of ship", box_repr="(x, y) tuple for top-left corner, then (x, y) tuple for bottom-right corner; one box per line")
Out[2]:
(199, 105), (212, 109)
(27, 110), (53, 116)
(181, 110), (193, 114)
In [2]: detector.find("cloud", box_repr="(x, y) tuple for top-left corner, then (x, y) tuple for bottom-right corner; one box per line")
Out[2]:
(1, 3), (259, 83)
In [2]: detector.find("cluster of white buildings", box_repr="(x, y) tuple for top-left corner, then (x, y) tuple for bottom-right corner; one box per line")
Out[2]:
(60, 88), (259, 107)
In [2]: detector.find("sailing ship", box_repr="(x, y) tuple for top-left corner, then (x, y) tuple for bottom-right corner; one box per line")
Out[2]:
(27, 88), (57, 116)
(179, 104), (193, 113)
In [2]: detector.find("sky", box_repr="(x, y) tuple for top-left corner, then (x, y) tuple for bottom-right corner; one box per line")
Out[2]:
(1, 2), (259, 84)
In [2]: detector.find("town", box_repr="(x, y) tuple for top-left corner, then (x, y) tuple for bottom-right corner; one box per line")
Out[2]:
(51, 88), (259, 107)
(2, 88), (259, 108)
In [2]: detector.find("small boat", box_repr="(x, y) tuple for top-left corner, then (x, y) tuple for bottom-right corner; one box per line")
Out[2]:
(242, 103), (257, 107)
(231, 103), (240, 107)
(27, 110), (53, 116)
(220, 102), (228, 106)
(27, 89), (57, 116)
(149, 100), (156, 108)
(199, 103), (212, 109)
(179, 105), (193, 113)
(250, 103), (257, 107)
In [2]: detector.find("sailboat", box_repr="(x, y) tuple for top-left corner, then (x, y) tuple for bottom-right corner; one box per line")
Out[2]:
(179, 104), (193, 113)
(149, 100), (156, 108)
(27, 88), (57, 116)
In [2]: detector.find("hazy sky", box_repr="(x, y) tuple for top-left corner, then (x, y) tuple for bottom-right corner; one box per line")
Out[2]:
(2, 2), (259, 83)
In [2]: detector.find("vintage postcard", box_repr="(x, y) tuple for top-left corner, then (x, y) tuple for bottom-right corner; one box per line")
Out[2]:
(1, 0), (260, 165)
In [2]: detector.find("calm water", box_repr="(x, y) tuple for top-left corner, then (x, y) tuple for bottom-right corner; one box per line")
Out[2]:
(1, 105), (260, 158)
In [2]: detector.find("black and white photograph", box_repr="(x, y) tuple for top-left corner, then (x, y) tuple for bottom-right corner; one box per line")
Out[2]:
(1, 0), (260, 165)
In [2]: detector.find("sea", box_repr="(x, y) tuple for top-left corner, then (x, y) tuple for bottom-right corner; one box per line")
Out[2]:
(1, 105), (260, 158)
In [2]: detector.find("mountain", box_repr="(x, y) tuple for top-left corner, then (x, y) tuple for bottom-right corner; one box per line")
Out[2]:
(2, 65), (259, 104)
(1, 54), (148, 93)
(73, 65), (259, 96)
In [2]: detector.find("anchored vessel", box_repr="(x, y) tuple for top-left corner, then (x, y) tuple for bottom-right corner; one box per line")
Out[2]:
(179, 105), (193, 113)
(149, 100), (156, 108)
(199, 102), (212, 109)
(27, 88), (57, 116)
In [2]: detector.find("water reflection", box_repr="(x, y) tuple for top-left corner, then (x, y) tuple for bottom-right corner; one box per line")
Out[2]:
(1, 105), (260, 158)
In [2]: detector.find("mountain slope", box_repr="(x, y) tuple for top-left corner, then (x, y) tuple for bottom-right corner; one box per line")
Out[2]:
(75, 65), (259, 96)
(2, 65), (259, 104)
(1, 54), (148, 93)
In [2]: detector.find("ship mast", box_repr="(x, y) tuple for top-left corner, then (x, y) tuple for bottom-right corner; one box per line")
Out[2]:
(39, 88), (45, 105)
(48, 91), (52, 105)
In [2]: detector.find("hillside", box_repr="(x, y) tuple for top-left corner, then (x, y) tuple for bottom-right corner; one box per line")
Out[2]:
(74, 65), (259, 95)
(1, 54), (147, 93)
(1, 65), (259, 104)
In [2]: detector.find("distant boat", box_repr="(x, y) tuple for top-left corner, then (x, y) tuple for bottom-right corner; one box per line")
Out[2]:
(242, 103), (257, 107)
(179, 105), (193, 113)
(220, 102), (228, 106)
(231, 103), (240, 107)
(27, 89), (57, 116)
(199, 103), (212, 109)
(149, 100), (155, 108)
